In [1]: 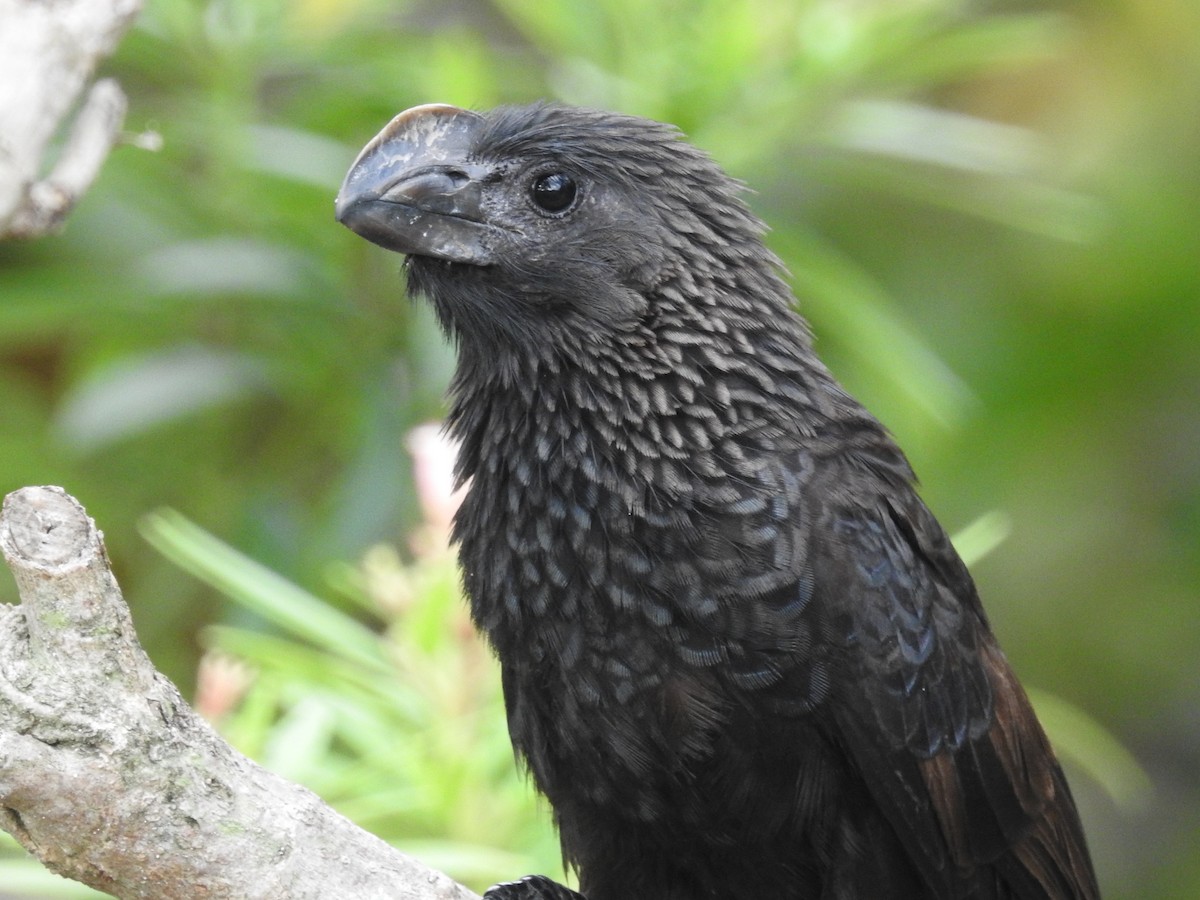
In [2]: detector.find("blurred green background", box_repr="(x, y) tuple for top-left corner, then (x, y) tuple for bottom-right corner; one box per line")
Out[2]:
(1, 0), (1197, 897)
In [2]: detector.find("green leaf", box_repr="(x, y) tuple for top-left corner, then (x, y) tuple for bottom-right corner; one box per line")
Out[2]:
(141, 509), (389, 674)
(1029, 688), (1153, 814)
(951, 510), (1012, 567)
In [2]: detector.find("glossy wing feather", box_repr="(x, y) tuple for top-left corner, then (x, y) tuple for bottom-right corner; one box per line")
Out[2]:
(809, 480), (1099, 899)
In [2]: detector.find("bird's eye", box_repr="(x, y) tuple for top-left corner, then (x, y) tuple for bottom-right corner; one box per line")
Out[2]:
(531, 172), (578, 214)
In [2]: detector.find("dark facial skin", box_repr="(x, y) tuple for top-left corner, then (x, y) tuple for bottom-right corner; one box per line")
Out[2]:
(338, 102), (1099, 900)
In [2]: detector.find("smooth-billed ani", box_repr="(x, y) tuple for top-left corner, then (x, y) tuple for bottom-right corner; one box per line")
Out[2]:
(335, 102), (1099, 900)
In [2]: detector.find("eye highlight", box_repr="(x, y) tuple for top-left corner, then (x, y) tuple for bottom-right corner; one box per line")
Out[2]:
(530, 172), (578, 214)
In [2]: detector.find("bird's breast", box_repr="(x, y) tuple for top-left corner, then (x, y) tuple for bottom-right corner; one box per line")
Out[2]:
(448, 382), (827, 808)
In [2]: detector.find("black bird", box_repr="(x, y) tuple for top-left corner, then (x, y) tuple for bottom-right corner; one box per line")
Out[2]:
(336, 102), (1099, 900)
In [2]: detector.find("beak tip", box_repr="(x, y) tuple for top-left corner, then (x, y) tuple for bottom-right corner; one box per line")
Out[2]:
(333, 192), (351, 224)
(334, 187), (360, 227)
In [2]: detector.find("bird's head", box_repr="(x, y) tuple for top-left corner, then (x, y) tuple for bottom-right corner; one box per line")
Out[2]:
(336, 103), (787, 362)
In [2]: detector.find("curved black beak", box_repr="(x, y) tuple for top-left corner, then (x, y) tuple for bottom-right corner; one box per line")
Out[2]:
(335, 104), (494, 265)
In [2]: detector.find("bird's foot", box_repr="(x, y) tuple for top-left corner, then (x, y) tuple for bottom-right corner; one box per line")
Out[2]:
(482, 874), (585, 900)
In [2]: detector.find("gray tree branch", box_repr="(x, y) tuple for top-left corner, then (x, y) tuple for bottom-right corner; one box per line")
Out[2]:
(0, 0), (144, 238)
(0, 485), (481, 900)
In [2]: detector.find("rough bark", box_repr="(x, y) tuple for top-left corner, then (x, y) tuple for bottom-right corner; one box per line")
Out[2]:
(0, 485), (481, 900)
(0, 0), (145, 238)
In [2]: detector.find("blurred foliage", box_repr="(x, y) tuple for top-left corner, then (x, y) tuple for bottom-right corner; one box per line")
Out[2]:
(1, 0), (1198, 897)
(140, 509), (567, 892)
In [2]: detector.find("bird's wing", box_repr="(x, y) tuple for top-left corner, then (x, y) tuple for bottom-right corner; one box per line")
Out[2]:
(809, 482), (1098, 899)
